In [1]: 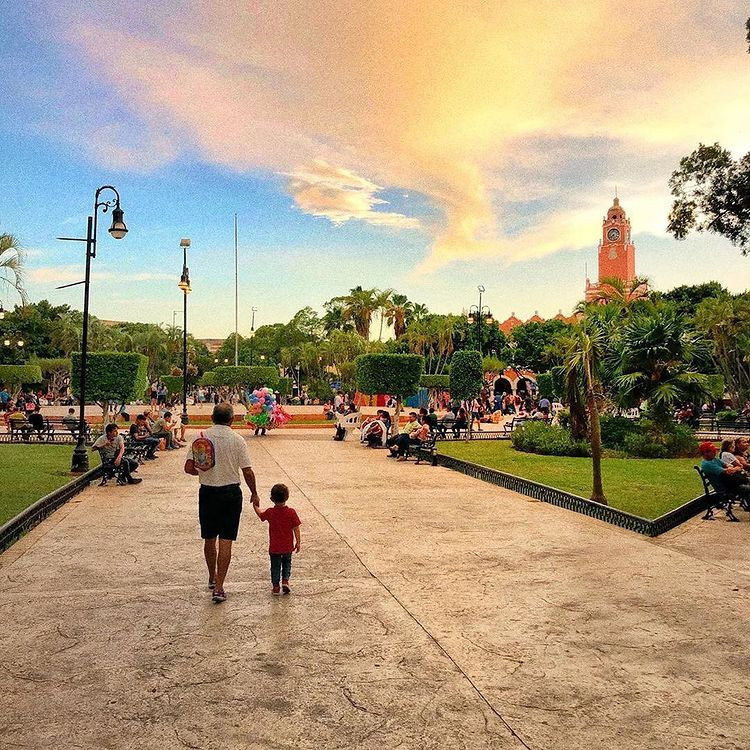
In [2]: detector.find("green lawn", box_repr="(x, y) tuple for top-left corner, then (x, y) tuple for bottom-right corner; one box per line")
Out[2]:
(439, 440), (701, 519)
(0, 445), (75, 526)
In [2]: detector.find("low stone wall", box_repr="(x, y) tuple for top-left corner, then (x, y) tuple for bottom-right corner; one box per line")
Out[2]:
(434, 452), (710, 537)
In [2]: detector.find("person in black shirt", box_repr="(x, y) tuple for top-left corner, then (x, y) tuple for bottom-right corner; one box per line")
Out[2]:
(129, 414), (160, 459)
(28, 406), (46, 441)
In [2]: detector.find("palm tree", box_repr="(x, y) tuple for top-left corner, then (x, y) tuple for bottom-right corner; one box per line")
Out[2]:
(410, 302), (429, 324)
(613, 306), (709, 427)
(385, 293), (413, 338)
(335, 286), (379, 340)
(322, 300), (354, 336)
(584, 275), (650, 311)
(51, 312), (82, 356)
(558, 322), (608, 505)
(0, 232), (28, 304)
(374, 288), (393, 341)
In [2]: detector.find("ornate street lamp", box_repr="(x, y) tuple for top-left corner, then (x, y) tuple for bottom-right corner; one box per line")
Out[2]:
(468, 285), (492, 356)
(178, 238), (191, 427)
(249, 306), (257, 364)
(57, 185), (128, 472)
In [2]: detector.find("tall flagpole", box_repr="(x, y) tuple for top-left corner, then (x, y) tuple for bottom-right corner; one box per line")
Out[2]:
(234, 213), (239, 366)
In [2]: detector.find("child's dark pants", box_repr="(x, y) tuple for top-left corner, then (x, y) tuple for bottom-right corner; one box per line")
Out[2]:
(270, 553), (292, 586)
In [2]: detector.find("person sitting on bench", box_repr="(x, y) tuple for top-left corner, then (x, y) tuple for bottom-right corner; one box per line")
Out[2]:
(28, 405), (46, 441)
(129, 414), (160, 459)
(93, 423), (141, 484)
(699, 441), (750, 500)
(389, 415), (430, 461)
(62, 407), (78, 435)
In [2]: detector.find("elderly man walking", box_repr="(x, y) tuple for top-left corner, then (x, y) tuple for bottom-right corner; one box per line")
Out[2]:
(184, 402), (260, 603)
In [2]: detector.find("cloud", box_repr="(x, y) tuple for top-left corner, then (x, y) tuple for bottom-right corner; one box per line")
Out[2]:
(55, 0), (750, 269)
(29, 266), (174, 284)
(285, 160), (420, 228)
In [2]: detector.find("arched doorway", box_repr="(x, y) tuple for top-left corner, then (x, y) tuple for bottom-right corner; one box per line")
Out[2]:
(493, 376), (513, 396)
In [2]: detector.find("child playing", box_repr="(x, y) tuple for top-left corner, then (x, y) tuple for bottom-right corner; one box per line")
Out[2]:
(253, 483), (301, 595)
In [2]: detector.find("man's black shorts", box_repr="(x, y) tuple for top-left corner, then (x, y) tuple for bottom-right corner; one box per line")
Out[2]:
(198, 484), (243, 540)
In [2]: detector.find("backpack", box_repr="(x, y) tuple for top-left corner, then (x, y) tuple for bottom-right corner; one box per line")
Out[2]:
(192, 432), (216, 471)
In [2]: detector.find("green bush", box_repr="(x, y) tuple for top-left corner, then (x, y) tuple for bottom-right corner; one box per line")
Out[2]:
(535, 371), (563, 400)
(511, 421), (590, 457)
(306, 377), (333, 401)
(355, 354), (424, 398)
(419, 374), (450, 390)
(600, 415), (640, 449)
(71, 352), (148, 404)
(200, 371), (216, 387)
(717, 409), (738, 422)
(449, 350), (483, 402)
(623, 420), (697, 458)
(0, 364), (43, 390)
(213, 365), (279, 389)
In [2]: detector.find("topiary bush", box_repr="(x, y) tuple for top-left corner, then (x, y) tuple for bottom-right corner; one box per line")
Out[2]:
(511, 421), (590, 457)
(0, 364), (43, 394)
(160, 375), (183, 397)
(449, 350), (483, 402)
(200, 371), (216, 387)
(419, 374), (450, 390)
(213, 365), (279, 390)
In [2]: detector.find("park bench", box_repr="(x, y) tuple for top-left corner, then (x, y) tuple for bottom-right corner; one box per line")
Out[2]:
(98, 458), (131, 486)
(405, 432), (438, 465)
(123, 435), (150, 463)
(693, 466), (747, 522)
(45, 416), (92, 442)
(8, 416), (91, 443)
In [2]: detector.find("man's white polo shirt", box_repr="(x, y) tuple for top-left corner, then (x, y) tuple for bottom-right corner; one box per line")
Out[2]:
(193, 425), (252, 487)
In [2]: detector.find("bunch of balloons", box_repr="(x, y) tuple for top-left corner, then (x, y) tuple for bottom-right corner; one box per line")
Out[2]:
(244, 388), (292, 430)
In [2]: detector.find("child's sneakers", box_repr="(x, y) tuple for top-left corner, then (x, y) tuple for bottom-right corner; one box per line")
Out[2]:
(272, 586), (281, 596)
(282, 580), (290, 595)
(212, 589), (227, 603)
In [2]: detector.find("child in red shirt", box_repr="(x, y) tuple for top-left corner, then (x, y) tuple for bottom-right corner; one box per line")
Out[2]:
(253, 483), (301, 595)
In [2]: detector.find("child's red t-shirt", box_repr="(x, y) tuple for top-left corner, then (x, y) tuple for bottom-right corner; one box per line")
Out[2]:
(259, 504), (301, 554)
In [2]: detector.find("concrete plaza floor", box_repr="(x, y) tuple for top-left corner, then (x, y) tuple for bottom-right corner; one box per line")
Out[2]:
(1, 430), (749, 749)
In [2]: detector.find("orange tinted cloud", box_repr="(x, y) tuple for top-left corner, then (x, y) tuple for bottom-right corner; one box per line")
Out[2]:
(68, 0), (750, 269)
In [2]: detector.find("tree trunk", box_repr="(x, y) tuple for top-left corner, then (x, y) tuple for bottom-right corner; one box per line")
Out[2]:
(587, 389), (607, 505)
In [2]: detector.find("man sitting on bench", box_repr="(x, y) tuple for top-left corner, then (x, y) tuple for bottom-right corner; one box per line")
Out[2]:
(129, 414), (160, 459)
(62, 407), (78, 435)
(93, 424), (141, 484)
(699, 441), (750, 502)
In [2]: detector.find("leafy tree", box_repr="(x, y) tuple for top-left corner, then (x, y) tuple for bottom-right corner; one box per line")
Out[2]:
(404, 314), (463, 374)
(71, 352), (148, 426)
(511, 319), (571, 371)
(668, 143), (750, 253)
(655, 282), (727, 318)
(0, 231), (27, 304)
(213, 366), (279, 390)
(0, 364), (42, 399)
(31, 357), (71, 397)
(355, 353), (424, 433)
(482, 355), (506, 375)
(694, 293), (750, 406)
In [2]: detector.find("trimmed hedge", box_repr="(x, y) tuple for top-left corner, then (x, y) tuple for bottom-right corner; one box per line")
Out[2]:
(419, 374), (450, 390)
(450, 350), (483, 402)
(213, 365), (279, 389)
(71, 352), (149, 404)
(200, 371), (216, 386)
(0, 364), (43, 389)
(355, 353), (424, 398)
(276, 377), (292, 396)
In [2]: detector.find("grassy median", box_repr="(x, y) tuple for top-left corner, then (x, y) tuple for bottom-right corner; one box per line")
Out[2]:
(438, 440), (701, 519)
(0, 445), (74, 526)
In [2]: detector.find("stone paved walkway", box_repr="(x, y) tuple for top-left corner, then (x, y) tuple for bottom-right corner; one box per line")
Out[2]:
(1, 430), (749, 749)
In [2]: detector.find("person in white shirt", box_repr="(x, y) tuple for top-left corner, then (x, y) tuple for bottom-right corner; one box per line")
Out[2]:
(184, 402), (260, 603)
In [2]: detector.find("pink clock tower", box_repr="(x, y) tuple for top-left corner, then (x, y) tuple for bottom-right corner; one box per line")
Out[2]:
(585, 197), (637, 302)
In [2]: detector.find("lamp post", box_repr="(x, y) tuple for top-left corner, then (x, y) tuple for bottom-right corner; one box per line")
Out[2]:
(467, 284), (492, 356)
(57, 186), (127, 472)
(249, 306), (257, 364)
(178, 238), (192, 427)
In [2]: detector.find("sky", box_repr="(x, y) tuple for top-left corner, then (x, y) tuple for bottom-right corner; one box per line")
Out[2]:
(1, 1), (749, 337)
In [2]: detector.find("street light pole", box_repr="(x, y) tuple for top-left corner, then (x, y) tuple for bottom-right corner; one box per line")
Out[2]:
(250, 306), (257, 365)
(58, 186), (128, 473)
(467, 285), (492, 356)
(178, 238), (192, 427)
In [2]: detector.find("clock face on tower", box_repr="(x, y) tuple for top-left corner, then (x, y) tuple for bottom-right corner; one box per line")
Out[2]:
(607, 227), (621, 242)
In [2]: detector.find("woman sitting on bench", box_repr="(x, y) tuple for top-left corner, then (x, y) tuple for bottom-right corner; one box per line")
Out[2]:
(389, 414), (430, 461)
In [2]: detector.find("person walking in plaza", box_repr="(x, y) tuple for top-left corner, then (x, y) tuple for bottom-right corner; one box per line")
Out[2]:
(184, 402), (260, 603)
(252, 483), (301, 595)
